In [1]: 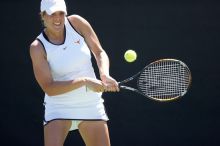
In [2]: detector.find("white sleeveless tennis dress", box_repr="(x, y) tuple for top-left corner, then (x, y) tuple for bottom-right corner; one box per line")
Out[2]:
(37, 17), (108, 130)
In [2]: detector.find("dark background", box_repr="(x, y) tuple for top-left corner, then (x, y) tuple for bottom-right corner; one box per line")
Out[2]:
(1, 0), (220, 146)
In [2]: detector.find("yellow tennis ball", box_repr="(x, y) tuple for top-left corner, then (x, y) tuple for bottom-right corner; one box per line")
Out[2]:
(124, 50), (137, 62)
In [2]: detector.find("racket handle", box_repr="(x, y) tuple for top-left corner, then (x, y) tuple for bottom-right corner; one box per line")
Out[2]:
(118, 71), (141, 85)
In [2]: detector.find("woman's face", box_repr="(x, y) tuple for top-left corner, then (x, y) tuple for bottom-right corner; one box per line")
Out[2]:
(42, 11), (65, 32)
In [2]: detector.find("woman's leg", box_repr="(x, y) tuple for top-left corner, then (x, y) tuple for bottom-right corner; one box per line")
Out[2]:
(44, 120), (72, 146)
(78, 121), (111, 146)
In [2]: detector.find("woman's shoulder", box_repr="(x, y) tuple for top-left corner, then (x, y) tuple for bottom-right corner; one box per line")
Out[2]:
(30, 39), (43, 50)
(67, 14), (84, 21)
(67, 14), (90, 26)
(67, 14), (90, 35)
(29, 39), (46, 58)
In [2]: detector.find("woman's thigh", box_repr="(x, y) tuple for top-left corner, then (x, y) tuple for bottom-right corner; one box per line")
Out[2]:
(44, 120), (72, 146)
(78, 121), (111, 146)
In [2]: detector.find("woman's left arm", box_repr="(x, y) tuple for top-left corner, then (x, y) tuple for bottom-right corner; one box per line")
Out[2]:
(68, 15), (119, 92)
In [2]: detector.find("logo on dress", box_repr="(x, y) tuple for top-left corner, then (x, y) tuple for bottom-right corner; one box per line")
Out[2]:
(74, 39), (80, 44)
(63, 47), (67, 50)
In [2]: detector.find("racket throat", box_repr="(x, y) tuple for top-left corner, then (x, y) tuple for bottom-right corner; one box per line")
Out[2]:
(120, 86), (139, 93)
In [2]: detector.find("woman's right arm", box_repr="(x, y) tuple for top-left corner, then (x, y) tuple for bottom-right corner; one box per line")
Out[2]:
(29, 40), (104, 96)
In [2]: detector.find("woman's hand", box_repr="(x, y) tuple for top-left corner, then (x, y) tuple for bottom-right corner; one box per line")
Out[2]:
(101, 75), (120, 92)
(85, 77), (105, 93)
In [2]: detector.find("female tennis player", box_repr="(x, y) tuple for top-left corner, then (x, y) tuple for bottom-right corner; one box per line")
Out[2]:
(29, 0), (119, 145)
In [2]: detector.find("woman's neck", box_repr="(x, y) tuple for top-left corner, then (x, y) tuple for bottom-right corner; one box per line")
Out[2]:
(44, 27), (65, 44)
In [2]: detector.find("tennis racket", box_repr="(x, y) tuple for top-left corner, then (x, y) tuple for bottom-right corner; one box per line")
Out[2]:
(119, 59), (192, 102)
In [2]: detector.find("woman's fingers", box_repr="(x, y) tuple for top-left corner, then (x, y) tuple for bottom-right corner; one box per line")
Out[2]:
(104, 83), (119, 92)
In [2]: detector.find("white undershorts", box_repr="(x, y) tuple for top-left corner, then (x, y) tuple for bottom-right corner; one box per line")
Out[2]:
(70, 120), (82, 131)
(43, 120), (82, 131)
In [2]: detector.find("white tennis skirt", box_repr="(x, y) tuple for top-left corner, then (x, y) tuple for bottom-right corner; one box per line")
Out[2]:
(43, 86), (109, 130)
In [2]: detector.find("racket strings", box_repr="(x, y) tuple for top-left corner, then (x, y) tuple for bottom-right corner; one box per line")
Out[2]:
(138, 60), (190, 101)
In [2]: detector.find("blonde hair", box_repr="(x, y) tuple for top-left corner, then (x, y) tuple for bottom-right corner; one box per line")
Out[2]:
(39, 11), (46, 27)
